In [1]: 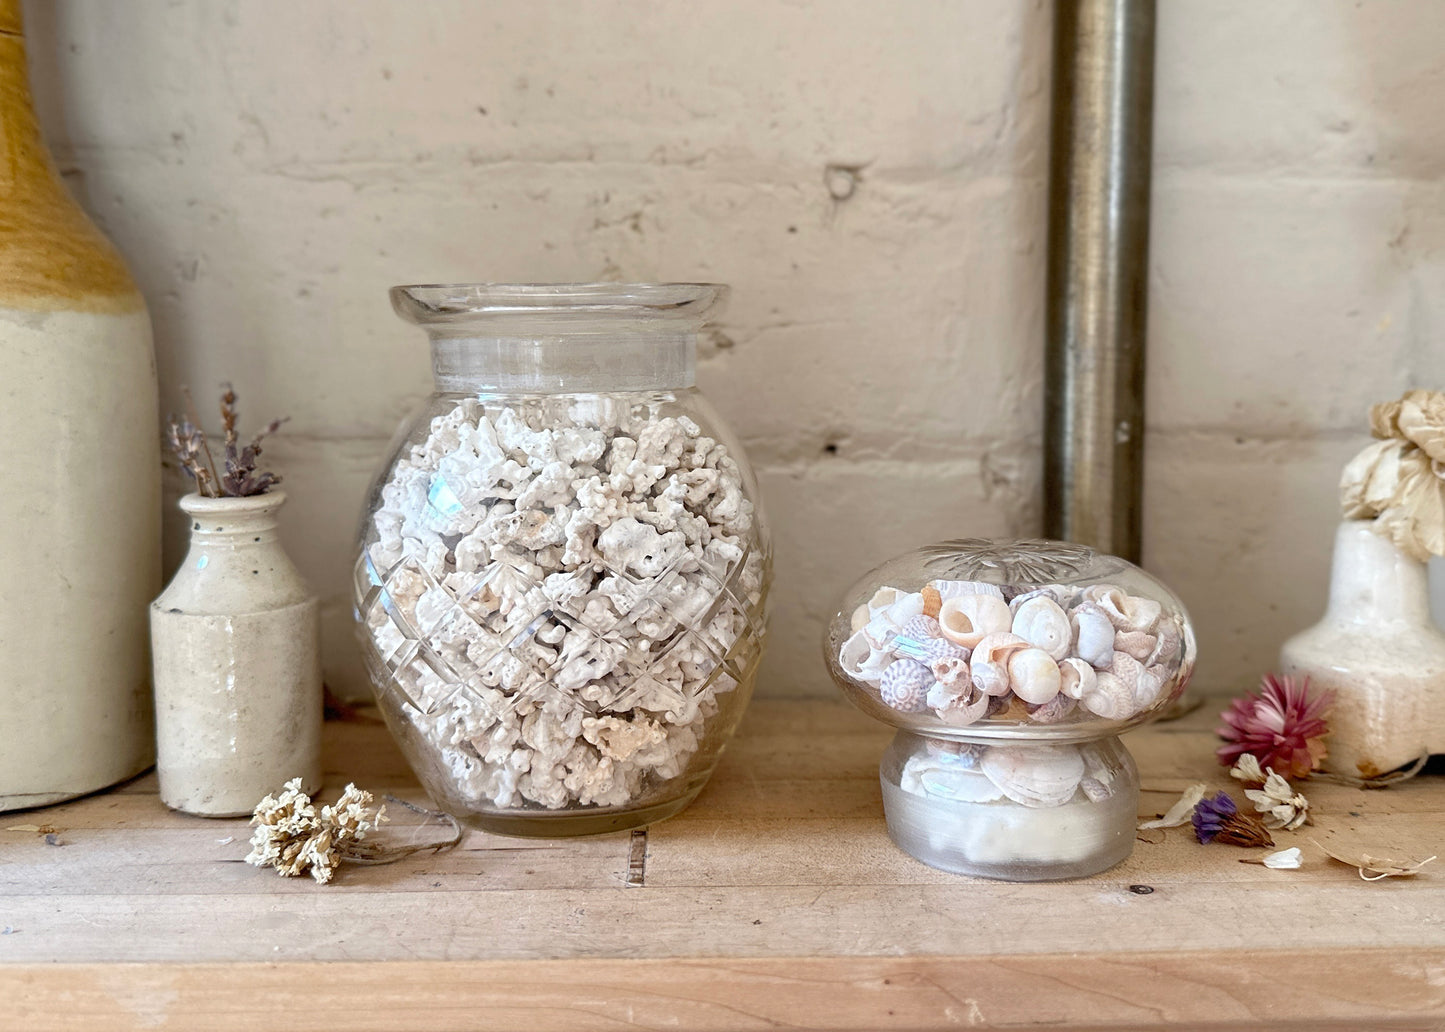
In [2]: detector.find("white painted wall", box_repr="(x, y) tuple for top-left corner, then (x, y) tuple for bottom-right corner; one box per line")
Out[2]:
(23, 0), (1445, 701)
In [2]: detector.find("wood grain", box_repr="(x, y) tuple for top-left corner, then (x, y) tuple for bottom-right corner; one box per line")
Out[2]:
(1, 699), (1442, 1031)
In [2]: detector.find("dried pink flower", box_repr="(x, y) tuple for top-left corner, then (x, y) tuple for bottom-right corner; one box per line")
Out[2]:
(1216, 673), (1334, 779)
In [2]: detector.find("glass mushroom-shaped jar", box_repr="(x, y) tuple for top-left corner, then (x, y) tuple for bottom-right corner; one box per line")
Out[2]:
(825, 539), (1196, 881)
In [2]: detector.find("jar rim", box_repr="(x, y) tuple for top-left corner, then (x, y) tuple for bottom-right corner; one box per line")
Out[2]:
(390, 282), (727, 329)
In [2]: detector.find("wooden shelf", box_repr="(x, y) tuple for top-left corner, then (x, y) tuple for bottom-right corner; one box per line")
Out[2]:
(3, 699), (1443, 1031)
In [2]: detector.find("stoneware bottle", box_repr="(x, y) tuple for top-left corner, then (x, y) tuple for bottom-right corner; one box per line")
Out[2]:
(0, 0), (161, 811)
(151, 491), (322, 817)
(1280, 520), (1445, 778)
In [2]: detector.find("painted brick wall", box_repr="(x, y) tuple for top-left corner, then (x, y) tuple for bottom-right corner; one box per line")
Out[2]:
(24, 1), (1445, 700)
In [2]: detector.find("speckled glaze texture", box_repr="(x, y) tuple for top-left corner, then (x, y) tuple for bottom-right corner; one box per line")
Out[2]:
(1281, 520), (1445, 778)
(0, 0), (160, 813)
(151, 492), (322, 817)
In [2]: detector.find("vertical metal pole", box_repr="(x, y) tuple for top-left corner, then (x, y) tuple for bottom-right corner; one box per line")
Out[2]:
(1044, 0), (1156, 561)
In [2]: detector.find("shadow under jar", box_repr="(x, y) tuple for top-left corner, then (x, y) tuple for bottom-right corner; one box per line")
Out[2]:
(355, 284), (771, 836)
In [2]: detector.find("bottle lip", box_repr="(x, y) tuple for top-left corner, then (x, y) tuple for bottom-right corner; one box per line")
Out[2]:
(390, 282), (727, 333)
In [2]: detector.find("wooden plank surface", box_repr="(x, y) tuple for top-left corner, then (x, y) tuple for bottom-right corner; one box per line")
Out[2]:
(2, 699), (1443, 1030)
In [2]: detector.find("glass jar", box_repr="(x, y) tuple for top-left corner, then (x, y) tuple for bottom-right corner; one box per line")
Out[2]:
(355, 284), (770, 836)
(825, 538), (1195, 880)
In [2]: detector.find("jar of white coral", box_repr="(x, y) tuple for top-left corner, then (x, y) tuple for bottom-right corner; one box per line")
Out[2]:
(355, 284), (771, 836)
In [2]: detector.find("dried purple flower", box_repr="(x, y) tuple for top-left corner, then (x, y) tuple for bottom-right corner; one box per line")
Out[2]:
(1192, 791), (1275, 848)
(164, 384), (287, 498)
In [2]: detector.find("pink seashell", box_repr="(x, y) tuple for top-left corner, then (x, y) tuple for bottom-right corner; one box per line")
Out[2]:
(879, 658), (931, 712)
(1114, 629), (1157, 662)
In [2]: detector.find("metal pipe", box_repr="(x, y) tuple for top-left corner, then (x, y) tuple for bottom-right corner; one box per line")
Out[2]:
(1043, 0), (1156, 561)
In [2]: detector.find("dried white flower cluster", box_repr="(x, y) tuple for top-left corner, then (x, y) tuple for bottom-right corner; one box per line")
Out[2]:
(245, 778), (386, 884)
(360, 399), (765, 812)
(1230, 755), (1310, 831)
(1341, 388), (1445, 561)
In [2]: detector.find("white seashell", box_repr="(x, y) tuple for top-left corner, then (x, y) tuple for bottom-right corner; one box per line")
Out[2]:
(1011, 596), (1073, 660)
(1007, 648), (1062, 704)
(916, 766), (1005, 802)
(937, 594), (1013, 649)
(1108, 650), (1144, 694)
(879, 658), (931, 712)
(1079, 776), (1112, 802)
(1007, 585), (1075, 614)
(1082, 584), (1162, 633)
(969, 632), (1030, 696)
(1070, 603), (1116, 668)
(1135, 663), (1169, 708)
(1028, 694), (1077, 724)
(1059, 657), (1097, 700)
(929, 654), (971, 687)
(867, 587), (904, 617)
(980, 744), (1085, 808)
(928, 579), (1006, 601)
(864, 591), (927, 649)
(1078, 671), (1135, 720)
(839, 629), (891, 685)
(1149, 621), (1182, 667)
(1114, 629), (1157, 662)
(850, 604), (870, 634)
(927, 679), (990, 727)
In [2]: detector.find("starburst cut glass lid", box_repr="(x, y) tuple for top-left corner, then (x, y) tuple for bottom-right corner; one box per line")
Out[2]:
(824, 538), (1197, 742)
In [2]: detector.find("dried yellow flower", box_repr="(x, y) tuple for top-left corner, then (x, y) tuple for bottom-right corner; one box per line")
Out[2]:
(246, 778), (386, 884)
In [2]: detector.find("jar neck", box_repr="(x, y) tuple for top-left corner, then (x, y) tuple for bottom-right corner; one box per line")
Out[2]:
(1326, 519), (1430, 626)
(429, 332), (696, 394)
(0, 11), (52, 204)
(180, 492), (286, 542)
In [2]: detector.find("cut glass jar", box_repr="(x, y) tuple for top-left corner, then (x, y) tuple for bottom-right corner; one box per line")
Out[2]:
(355, 284), (770, 836)
(825, 538), (1195, 880)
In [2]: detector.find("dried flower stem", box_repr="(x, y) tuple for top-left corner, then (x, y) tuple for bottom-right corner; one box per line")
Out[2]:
(181, 385), (221, 498)
(345, 795), (463, 866)
(1311, 750), (1430, 790)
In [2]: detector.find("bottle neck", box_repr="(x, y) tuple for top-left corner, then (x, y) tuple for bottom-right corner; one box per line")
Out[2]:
(0, 16), (58, 205)
(1326, 519), (1431, 625)
(429, 332), (696, 394)
(181, 493), (286, 543)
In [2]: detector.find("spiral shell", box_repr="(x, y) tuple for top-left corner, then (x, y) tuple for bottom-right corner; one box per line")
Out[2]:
(1011, 596), (1073, 660)
(927, 679), (990, 727)
(969, 632), (1030, 696)
(1070, 603), (1116, 668)
(1007, 647), (1062, 705)
(1059, 656), (1097, 700)
(938, 593), (1013, 649)
(839, 629), (891, 685)
(1078, 670), (1135, 719)
(1083, 584), (1162, 633)
(920, 585), (943, 619)
(879, 658), (931, 712)
(1114, 629), (1157, 662)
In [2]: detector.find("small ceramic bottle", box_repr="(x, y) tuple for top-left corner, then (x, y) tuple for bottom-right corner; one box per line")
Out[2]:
(151, 490), (322, 817)
(1281, 520), (1445, 778)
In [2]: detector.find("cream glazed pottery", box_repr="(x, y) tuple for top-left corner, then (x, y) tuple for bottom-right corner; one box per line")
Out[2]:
(826, 538), (1196, 881)
(1281, 520), (1445, 778)
(151, 492), (322, 817)
(0, 0), (161, 812)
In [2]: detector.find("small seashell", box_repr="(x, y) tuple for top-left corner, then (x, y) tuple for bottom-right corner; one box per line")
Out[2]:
(1114, 629), (1157, 662)
(1028, 693), (1077, 724)
(916, 766), (1005, 802)
(923, 739), (984, 767)
(929, 579), (1006, 601)
(1078, 670), (1135, 719)
(1011, 596), (1073, 660)
(879, 658), (931, 712)
(929, 654), (971, 686)
(1149, 621), (1182, 667)
(839, 629), (891, 685)
(1082, 584), (1162, 633)
(1079, 776), (1112, 803)
(899, 615), (941, 641)
(1070, 603), (1116, 668)
(920, 585), (943, 619)
(867, 587), (904, 617)
(1108, 650), (1144, 693)
(1007, 648), (1062, 704)
(850, 604), (870, 634)
(927, 679), (990, 727)
(1135, 663), (1169, 708)
(969, 632), (1030, 696)
(980, 744), (1085, 808)
(938, 594), (1013, 649)
(1059, 657), (1097, 700)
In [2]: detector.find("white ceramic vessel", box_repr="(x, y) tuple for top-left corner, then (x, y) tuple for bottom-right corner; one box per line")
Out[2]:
(0, 1), (160, 812)
(151, 491), (322, 817)
(1281, 520), (1445, 778)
